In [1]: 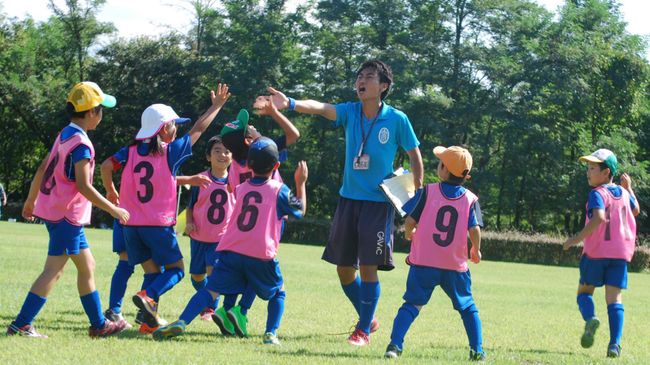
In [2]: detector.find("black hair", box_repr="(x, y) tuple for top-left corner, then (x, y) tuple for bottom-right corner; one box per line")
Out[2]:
(66, 103), (102, 119)
(206, 135), (224, 157)
(598, 162), (614, 179)
(221, 130), (250, 162)
(440, 162), (467, 186)
(356, 60), (393, 100)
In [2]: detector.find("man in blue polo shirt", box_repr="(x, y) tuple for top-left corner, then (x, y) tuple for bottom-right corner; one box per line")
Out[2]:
(259, 60), (423, 346)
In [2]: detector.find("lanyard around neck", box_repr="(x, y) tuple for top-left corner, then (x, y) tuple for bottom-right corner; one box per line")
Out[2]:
(358, 104), (383, 157)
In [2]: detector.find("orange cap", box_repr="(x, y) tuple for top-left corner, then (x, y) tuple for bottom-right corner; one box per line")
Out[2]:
(433, 146), (473, 178)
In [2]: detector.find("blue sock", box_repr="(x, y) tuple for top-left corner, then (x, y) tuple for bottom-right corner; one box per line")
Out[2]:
(607, 303), (624, 345)
(265, 291), (285, 335)
(358, 281), (380, 334)
(146, 268), (184, 300)
(460, 304), (483, 353)
(224, 294), (237, 311)
(210, 296), (220, 311)
(80, 291), (106, 329)
(14, 292), (47, 327)
(191, 277), (207, 291)
(577, 293), (596, 321)
(109, 260), (134, 313)
(239, 285), (256, 315)
(341, 275), (361, 316)
(179, 289), (213, 325)
(142, 273), (161, 301)
(390, 303), (419, 349)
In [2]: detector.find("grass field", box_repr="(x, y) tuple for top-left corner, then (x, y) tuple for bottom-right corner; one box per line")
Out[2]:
(1, 221), (649, 364)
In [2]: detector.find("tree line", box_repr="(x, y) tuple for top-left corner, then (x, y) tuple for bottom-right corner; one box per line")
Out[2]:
(0, 0), (648, 235)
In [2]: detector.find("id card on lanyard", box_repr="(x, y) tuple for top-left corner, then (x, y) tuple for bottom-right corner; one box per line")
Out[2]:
(353, 105), (382, 170)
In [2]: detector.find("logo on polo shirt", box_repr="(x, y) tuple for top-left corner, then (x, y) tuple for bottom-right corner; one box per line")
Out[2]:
(378, 127), (389, 144)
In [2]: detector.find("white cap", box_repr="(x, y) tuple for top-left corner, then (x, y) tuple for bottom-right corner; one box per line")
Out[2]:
(136, 104), (191, 140)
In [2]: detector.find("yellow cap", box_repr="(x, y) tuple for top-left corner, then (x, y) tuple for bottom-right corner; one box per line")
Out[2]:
(433, 146), (473, 178)
(66, 82), (116, 112)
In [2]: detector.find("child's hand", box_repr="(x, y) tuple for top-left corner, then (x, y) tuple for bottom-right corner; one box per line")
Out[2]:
(187, 174), (211, 189)
(112, 207), (130, 225)
(294, 160), (308, 185)
(404, 227), (415, 241)
(267, 87), (290, 110)
(106, 191), (120, 205)
(563, 237), (579, 251)
(22, 199), (35, 221)
(470, 247), (482, 263)
(211, 83), (231, 109)
(620, 173), (633, 191)
(185, 222), (196, 234)
(254, 96), (279, 116)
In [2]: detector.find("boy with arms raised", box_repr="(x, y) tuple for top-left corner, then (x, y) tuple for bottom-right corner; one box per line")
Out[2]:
(563, 149), (640, 358)
(385, 146), (485, 361)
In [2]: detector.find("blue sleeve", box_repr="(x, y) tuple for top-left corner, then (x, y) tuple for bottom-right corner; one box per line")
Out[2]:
(276, 184), (303, 219)
(630, 194), (637, 210)
(405, 188), (426, 223)
(113, 146), (130, 166)
(188, 186), (200, 208)
(167, 134), (193, 176)
(587, 190), (605, 219)
(334, 102), (351, 128)
(273, 135), (288, 163)
(469, 201), (484, 228)
(70, 144), (91, 164)
(397, 113), (419, 152)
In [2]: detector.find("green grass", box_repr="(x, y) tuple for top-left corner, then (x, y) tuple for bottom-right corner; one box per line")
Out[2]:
(1, 221), (649, 364)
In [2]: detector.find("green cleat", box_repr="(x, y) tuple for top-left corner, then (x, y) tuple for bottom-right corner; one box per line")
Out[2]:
(263, 332), (281, 345)
(581, 317), (600, 348)
(607, 343), (622, 358)
(152, 320), (186, 341)
(211, 307), (235, 336)
(226, 306), (248, 338)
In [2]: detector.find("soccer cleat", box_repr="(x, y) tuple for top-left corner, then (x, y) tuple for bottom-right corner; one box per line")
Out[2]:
(132, 290), (160, 328)
(581, 317), (600, 348)
(347, 328), (369, 346)
(469, 349), (486, 361)
(355, 318), (380, 334)
(211, 307), (235, 336)
(200, 307), (215, 321)
(384, 344), (402, 358)
(263, 332), (281, 345)
(226, 306), (248, 338)
(607, 343), (622, 358)
(6, 322), (48, 338)
(104, 309), (133, 329)
(152, 320), (186, 341)
(138, 323), (159, 335)
(88, 319), (128, 338)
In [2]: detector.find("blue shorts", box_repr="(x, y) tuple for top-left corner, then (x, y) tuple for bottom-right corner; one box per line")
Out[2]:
(579, 255), (628, 289)
(124, 226), (183, 266)
(189, 239), (219, 275)
(46, 220), (89, 256)
(207, 251), (283, 300)
(403, 265), (475, 311)
(112, 220), (127, 253)
(322, 197), (395, 271)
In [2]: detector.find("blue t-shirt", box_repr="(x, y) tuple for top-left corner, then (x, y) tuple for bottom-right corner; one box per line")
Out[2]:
(112, 134), (193, 176)
(61, 123), (92, 180)
(249, 176), (303, 220)
(334, 102), (419, 202)
(404, 182), (483, 229)
(187, 173), (229, 208)
(587, 184), (637, 218)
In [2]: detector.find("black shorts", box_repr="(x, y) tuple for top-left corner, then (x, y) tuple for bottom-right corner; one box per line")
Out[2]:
(322, 197), (395, 271)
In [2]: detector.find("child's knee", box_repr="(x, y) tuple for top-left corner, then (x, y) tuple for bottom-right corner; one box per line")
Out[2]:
(191, 273), (206, 282)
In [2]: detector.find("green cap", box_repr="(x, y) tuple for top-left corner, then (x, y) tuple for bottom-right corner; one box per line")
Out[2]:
(579, 148), (618, 176)
(220, 109), (249, 136)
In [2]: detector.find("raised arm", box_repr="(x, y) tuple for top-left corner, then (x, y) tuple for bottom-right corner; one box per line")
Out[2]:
(266, 87), (337, 121)
(189, 83), (231, 145)
(256, 96), (300, 145)
(620, 173), (641, 216)
(22, 153), (50, 220)
(294, 161), (308, 216)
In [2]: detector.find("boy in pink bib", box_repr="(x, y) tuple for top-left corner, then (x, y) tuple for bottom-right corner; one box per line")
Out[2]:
(385, 146), (485, 361)
(563, 149), (640, 358)
(153, 137), (308, 346)
(7, 82), (130, 338)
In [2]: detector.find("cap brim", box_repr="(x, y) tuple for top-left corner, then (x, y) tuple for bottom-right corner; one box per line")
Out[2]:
(579, 155), (603, 163)
(101, 94), (117, 108)
(174, 117), (191, 124)
(433, 146), (447, 157)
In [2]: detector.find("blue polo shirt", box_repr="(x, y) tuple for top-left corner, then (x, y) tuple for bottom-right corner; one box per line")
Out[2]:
(334, 102), (419, 202)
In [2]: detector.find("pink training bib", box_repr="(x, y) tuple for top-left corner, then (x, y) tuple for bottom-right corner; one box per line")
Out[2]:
(189, 170), (236, 243)
(583, 185), (637, 262)
(34, 133), (95, 225)
(227, 160), (282, 196)
(217, 179), (284, 260)
(119, 144), (177, 226)
(407, 183), (478, 272)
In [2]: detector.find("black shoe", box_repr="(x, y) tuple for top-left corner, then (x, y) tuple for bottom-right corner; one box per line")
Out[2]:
(469, 349), (486, 361)
(384, 344), (402, 358)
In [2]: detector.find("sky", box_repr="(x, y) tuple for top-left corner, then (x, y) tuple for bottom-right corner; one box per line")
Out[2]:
(1, 0), (648, 58)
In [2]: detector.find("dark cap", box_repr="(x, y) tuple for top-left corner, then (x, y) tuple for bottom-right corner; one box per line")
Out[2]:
(247, 137), (279, 174)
